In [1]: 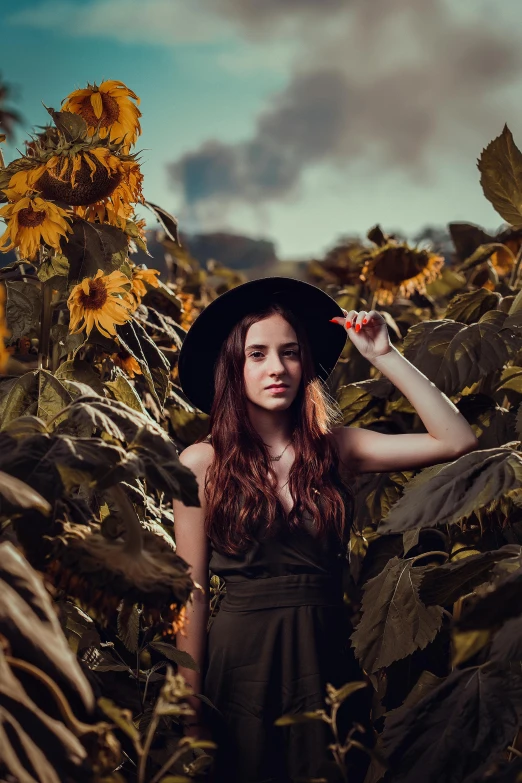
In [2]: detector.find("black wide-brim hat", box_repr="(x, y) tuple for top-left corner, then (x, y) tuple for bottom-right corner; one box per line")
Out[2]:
(177, 276), (347, 415)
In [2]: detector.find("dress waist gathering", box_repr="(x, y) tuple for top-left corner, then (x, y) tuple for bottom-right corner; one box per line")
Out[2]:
(219, 572), (344, 612)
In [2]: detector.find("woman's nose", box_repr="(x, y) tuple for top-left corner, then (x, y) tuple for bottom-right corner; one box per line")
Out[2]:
(268, 353), (286, 373)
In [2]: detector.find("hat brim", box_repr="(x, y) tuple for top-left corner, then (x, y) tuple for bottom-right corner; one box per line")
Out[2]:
(177, 276), (346, 415)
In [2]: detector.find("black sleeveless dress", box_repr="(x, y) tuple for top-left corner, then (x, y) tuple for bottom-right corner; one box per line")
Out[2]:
(200, 450), (369, 783)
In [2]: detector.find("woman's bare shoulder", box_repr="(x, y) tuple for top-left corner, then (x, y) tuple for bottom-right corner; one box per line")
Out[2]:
(178, 440), (214, 480)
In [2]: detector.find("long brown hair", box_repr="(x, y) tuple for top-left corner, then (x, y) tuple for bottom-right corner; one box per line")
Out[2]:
(195, 302), (354, 555)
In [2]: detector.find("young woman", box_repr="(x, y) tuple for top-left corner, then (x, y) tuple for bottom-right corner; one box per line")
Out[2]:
(173, 277), (478, 783)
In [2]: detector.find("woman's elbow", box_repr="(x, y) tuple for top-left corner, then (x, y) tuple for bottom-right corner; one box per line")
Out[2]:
(453, 436), (480, 457)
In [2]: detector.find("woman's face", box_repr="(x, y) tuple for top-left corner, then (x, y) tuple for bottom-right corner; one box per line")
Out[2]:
(243, 313), (302, 410)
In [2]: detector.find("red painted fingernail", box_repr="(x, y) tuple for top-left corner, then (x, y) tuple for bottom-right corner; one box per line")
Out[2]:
(355, 324), (361, 332)
(329, 318), (338, 324)
(362, 318), (367, 324)
(345, 320), (351, 328)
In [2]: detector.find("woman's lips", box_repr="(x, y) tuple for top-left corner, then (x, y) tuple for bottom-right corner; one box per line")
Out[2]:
(267, 386), (289, 394)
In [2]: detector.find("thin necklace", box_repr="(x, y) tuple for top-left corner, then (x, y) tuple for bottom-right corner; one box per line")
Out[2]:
(265, 437), (293, 462)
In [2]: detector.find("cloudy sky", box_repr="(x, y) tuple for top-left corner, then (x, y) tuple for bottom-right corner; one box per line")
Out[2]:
(2, 0), (520, 258)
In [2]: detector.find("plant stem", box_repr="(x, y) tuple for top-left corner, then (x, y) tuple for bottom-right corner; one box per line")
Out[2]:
(38, 279), (53, 370)
(149, 742), (198, 783)
(137, 714), (159, 783)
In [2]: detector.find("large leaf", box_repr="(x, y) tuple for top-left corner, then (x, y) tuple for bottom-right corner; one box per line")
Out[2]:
(0, 471), (51, 516)
(350, 556), (443, 673)
(64, 218), (128, 284)
(402, 310), (522, 397)
(143, 200), (180, 244)
(443, 288), (501, 324)
(379, 664), (522, 783)
(52, 435), (143, 491)
(489, 616), (522, 665)
(104, 367), (149, 415)
(378, 447), (522, 534)
(128, 425), (201, 504)
(0, 372), (39, 428)
(136, 305), (184, 348)
(63, 394), (167, 443)
(59, 396), (200, 503)
(116, 318), (171, 408)
(36, 371), (74, 423)
(117, 604), (140, 653)
(55, 358), (105, 395)
(477, 124), (522, 228)
(5, 280), (41, 342)
(0, 431), (65, 503)
(457, 563), (522, 631)
(149, 641), (199, 671)
(0, 370), (76, 428)
(353, 470), (414, 531)
(419, 548), (516, 606)
(457, 394), (517, 449)
(448, 222), (494, 261)
(0, 541), (94, 710)
(0, 430), (142, 500)
(0, 649), (87, 782)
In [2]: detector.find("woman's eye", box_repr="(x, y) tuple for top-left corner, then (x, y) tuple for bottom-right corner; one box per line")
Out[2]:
(250, 350), (298, 359)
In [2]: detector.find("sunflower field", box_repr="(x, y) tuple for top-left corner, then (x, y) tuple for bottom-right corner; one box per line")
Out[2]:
(2, 79), (522, 783)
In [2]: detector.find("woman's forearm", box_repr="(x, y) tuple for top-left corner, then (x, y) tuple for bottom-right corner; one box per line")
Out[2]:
(175, 588), (209, 720)
(371, 346), (478, 449)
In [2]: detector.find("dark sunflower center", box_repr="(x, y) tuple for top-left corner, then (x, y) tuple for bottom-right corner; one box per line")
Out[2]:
(373, 247), (431, 284)
(81, 92), (120, 127)
(79, 278), (108, 310)
(36, 155), (122, 206)
(17, 206), (46, 228)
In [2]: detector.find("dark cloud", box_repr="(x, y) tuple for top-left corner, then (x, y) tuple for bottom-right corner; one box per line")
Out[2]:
(215, 0), (347, 28)
(168, 0), (522, 211)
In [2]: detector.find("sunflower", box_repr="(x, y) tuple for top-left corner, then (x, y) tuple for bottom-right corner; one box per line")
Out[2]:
(360, 241), (445, 306)
(0, 194), (72, 260)
(45, 521), (194, 634)
(130, 265), (160, 308)
(4, 141), (143, 225)
(72, 159), (144, 228)
(111, 348), (142, 378)
(62, 80), (142, 151)
(68, 268), (134, 338)
(0, 283), (10, 373)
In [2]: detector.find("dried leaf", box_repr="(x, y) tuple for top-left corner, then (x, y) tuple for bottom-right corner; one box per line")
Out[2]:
(144, 201), (180, 244)
(478, 124), (522, 228)
(0, 542), (94, 710)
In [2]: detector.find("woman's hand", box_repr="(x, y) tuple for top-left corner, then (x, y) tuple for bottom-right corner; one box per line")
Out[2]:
(329, 308), (393, 362)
